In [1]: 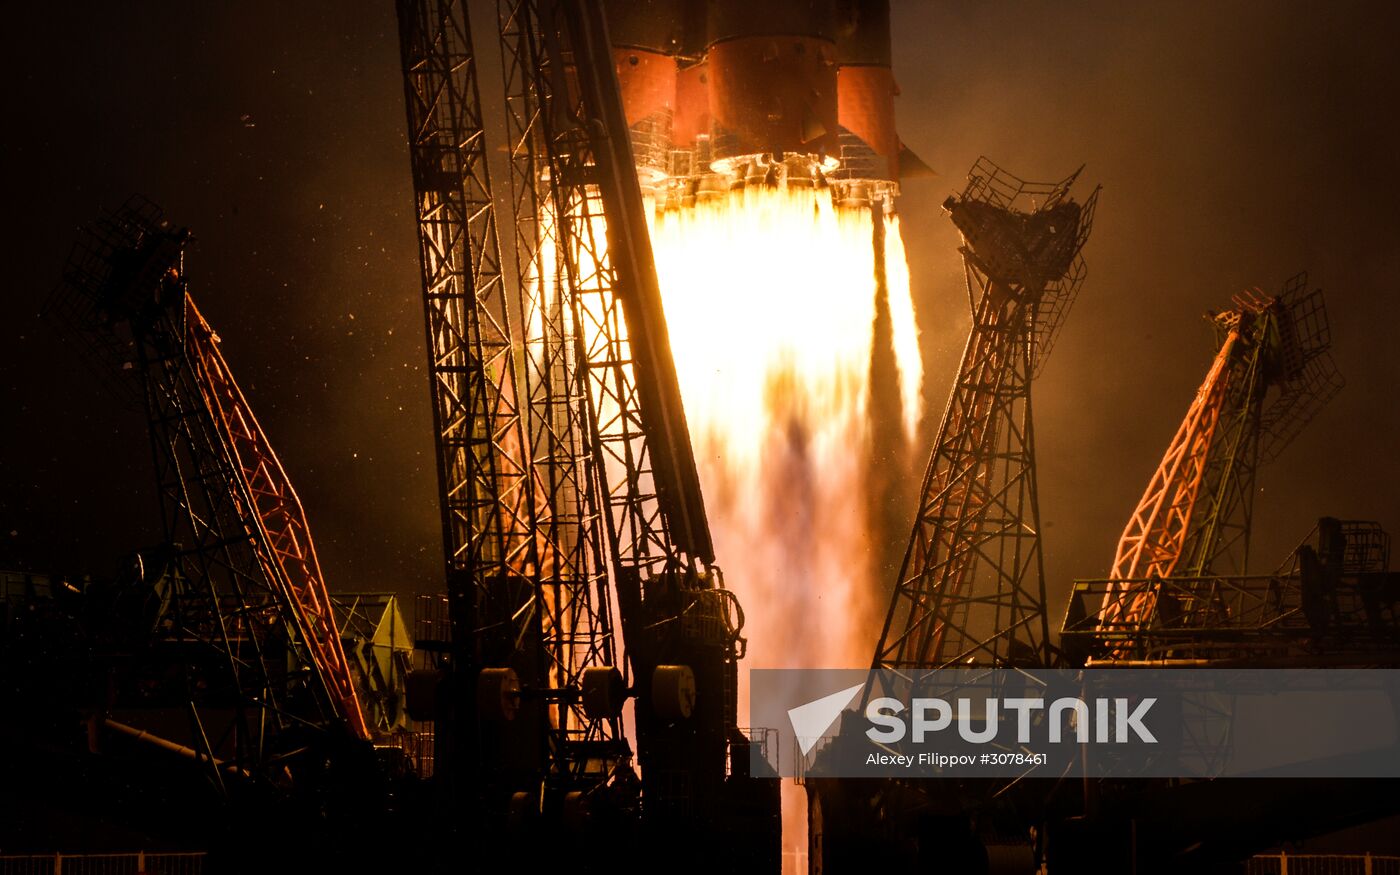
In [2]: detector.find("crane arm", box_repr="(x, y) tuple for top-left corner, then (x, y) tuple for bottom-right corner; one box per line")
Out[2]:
(1091, 278), (1342, 656)
(182, 298), (370, 740)
(50, 199), (372, 767)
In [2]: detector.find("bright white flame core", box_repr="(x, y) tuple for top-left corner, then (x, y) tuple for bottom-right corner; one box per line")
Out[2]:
(649, 185), (921, 674)
(884, 217), (922, 441)
(647, 185), (922, 872)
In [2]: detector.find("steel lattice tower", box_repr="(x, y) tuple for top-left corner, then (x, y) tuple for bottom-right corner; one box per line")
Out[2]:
(874, 158), (1100, 670)
(1065, 274), (1346, 663)
(396, 4), (770, 864)
(492, 0), (757, 837)
(1116, 276), (1341, 586)
(50, 199), (370, 784)
(496, 0), (630, 785)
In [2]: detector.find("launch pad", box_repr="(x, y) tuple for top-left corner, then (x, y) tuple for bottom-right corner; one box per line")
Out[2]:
(2, 2), (1398, 874)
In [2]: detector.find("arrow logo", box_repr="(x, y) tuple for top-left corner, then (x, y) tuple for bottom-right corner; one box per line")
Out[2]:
(787, 682), (865, 756)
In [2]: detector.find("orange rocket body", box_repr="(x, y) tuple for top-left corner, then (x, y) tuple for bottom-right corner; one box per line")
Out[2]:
(606, 0), (911, 193)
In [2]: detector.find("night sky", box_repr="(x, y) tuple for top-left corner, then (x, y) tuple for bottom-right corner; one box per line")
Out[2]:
(2, 1), (1397, 632)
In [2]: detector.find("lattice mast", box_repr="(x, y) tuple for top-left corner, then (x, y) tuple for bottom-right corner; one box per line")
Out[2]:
(51, 200), (371, 780)
(496, 0), (753, 828)
(396, 0), (754, 836)
(495, 0), (628, 783)
(395, 0), (549, 804)
(521, 0), (714, 574)
(1090, 274), (1343, 648)
(874, 158), (1100, 670)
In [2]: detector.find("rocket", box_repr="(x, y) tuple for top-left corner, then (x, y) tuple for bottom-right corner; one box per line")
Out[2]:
(603, 0), (928, 203)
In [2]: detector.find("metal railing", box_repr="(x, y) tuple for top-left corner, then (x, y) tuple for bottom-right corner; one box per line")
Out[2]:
(0, 853), (205, 875)
(1248, 854), (1400, 875)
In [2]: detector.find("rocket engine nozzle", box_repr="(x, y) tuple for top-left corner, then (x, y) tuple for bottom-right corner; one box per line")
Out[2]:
(604, 0), (913, 198)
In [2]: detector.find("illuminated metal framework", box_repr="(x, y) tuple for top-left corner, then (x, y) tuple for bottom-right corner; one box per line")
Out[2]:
(1088, 275), (1344, 649)
(495, 0), (626, 780)
(50, 199), (370, 781)
(1065, 518), (1400, 665)
(396, 0), (759, 841)
(874, 158), (1100, 671)
(515, 1), (754, 822)
(396, 0), (542, 790)
(499, 0), (752, 820)
(517, 2), (714, 573)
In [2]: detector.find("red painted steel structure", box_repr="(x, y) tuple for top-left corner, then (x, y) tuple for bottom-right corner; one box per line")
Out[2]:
(183, 299), (370, 740)
(1093, 277), (1343, 649)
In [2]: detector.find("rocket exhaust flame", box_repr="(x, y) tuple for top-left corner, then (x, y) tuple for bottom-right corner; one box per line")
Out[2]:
(646, 183), (922, 870)
(525, 164), (921, 875)
(648, 185), (922, 675)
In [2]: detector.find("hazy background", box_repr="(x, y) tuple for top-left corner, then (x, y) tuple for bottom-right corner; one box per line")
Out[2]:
(1, 1), (1397, 636)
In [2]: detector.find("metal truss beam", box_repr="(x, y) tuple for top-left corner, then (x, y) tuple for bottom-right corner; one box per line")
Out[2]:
(395, 0), (542, 788)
